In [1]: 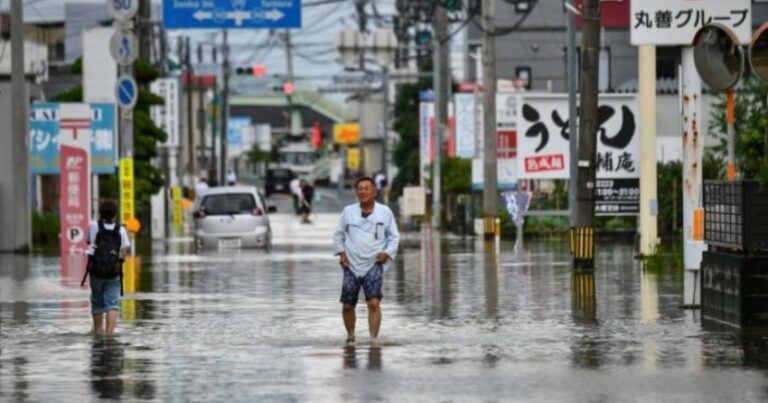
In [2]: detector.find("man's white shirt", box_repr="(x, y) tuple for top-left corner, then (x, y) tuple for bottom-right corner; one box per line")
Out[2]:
(333, 202), (400, 278)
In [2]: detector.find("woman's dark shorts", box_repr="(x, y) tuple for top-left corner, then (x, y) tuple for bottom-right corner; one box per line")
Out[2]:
(340, 264), (383, 306)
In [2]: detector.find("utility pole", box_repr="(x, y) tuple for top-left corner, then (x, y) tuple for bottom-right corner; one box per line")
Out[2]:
(184, 37), (195, 185)
(432, 0), (449, 230)
(482, 0), (498, 234)
(356, 0), (367, 175)
(210, 44), (218, 183)
(565, 1), (578, 227)
(572, 0), (600, 270)
(6, 0), (30, 251)
(220, 30), (230, 186)
(138, 0), (152, 62)
(284, 30), (302, 137)
(197, 43), (207, 173)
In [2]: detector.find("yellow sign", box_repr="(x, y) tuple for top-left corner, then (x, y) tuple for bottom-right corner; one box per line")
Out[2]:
(172, 186), (183, 229)
(347, 147), (360, 171)
(119, 158), (134, 224)
(121, 256), (138, 321)
(334, 123), (360, 145)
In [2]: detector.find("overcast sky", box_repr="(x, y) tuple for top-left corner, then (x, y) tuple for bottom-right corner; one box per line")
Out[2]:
(8, 0), (407, 86)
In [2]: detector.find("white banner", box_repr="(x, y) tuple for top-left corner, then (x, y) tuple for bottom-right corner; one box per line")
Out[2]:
(419, 102), (434, 186)
(630, 0), (751, 46)
(472, 158), (517, 191)
(454, 94), (476, 158)
(496, 93), (517, 129)
(516, 94), (639, 180)
(150, 78), (180, 147)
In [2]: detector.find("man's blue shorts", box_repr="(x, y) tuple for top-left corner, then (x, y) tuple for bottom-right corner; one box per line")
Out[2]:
(340, 264), (383, 306)
(90, 276), (121, 314)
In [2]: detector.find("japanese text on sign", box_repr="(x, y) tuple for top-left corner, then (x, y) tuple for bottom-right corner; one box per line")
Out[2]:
(516, 94), (639, 180)
(630, 0), (751, 46)
(120, 158), (134, 223)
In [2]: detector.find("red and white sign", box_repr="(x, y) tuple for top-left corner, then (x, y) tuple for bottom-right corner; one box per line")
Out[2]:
(516, 94), (638, 179)
(59, 104), (91, 280)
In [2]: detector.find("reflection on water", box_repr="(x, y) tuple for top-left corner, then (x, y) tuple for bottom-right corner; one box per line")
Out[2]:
(90, 339), (125, 400)
(4, 237), (768, 401)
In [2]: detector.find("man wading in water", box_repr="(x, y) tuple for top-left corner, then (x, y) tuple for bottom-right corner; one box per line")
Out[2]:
(333, 177), (400, 347)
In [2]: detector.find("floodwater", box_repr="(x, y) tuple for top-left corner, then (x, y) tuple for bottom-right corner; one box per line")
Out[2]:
(3, 215), (768, 402)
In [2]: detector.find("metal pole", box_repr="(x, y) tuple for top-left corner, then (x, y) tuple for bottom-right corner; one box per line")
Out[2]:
(432, 35), (443, 230)
(9, 0), (31, 251)
(381, 66), (389, 180)
(566, 1), (578, 228)
(726, 89), (736, 181)
(184, 37), (194, 184)
(573, 0), (600, 269)
(482, 0), (498, 233)
(639, 45), (658, 256)
(220, 30), (230, 185)
(681, 46), (705, 306)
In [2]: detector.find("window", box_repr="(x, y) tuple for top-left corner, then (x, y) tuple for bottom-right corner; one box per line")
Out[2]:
(201, 194), (257, 215)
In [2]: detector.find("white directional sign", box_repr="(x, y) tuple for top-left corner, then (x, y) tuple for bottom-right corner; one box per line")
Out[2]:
(107, 0), (139, 21)
(109, 29), (138, 66)
(630, 0), (752, 45)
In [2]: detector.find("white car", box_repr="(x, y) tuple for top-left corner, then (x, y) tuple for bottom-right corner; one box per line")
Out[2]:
(193, 186), (275, 249)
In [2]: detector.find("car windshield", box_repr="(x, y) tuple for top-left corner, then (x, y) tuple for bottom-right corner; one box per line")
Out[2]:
(201, 193), (257, 215)
(269, 170), (292, 179)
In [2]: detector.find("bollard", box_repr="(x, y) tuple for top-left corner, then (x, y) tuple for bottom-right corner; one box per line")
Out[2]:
(494, 217), (501, 254)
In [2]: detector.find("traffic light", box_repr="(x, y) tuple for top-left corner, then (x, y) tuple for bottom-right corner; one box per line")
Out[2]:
(282, 82), (294, 95)
(234, 64), (267, 77)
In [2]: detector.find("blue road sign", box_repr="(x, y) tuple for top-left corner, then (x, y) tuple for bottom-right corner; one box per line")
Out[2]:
(162, 0), (301, 29)
(29, 103), (117, 174)
(116, 75), (138, 110)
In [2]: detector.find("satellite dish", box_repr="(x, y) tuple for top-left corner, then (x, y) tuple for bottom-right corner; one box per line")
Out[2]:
(749, 22), (768, 85)
(692, 23), (744, 91)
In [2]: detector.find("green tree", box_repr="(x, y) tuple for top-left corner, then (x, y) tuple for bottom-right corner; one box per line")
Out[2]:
(709, 74), (768, 183)
(52, 59), (167, 206)
(390, 82), (424, 200)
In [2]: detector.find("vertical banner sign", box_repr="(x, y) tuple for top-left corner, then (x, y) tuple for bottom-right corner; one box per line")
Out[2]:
(149, 78), (180, 146)
(347, 148), (360, 171)
(418, 102), (434, 186)
(516, 94), (640, 214)
(454, 93), (476, 158)
(59, 104), (92, 280)
(120, 158), (135, 223)
(172, 186), (183, 229)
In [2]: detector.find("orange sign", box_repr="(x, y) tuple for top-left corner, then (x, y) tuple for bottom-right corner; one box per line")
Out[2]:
(334, 123), (360, 145)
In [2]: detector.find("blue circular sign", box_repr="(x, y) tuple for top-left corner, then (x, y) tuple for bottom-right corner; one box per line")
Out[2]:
(115, 75), (138, 110)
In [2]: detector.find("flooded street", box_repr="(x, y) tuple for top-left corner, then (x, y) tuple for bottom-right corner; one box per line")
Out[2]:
(3, 210), (768, 402)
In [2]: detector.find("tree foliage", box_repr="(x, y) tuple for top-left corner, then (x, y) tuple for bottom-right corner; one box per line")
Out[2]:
(709, 74), (768, 183)
(51, 59), (167, 207)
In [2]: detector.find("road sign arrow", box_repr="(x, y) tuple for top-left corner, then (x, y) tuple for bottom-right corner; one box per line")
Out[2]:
(265, 9), (284, 21)
(193, 10), (212, 21)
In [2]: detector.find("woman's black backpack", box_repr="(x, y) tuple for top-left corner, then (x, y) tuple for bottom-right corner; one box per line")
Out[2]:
(81, 221), (124, 292)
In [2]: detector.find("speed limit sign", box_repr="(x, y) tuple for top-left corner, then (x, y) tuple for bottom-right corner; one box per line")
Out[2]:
(107, 0), (139, 21)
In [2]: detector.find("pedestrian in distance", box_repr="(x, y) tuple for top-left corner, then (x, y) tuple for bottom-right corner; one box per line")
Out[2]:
(226, 169), (237, 186)
(195, 177), (209, 200)
(290, 176), (302, 215)
(80, 200), (130, 337)
(374, 171), (387, 202)
(333, 177), (400, 347)
(299, 179), (315, 224)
